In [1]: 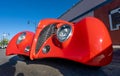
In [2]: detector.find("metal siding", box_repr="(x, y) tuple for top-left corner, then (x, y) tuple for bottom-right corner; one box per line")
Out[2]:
(59, 0), (108, 22)
(72, 12), (94, 22)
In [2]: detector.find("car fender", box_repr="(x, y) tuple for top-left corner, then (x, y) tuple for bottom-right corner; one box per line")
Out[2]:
(30, 17), (112, 66)
(6, 31), (34, 56)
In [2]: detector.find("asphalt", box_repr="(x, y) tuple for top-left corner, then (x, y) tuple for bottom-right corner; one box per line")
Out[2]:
(0, 48), (120, 76)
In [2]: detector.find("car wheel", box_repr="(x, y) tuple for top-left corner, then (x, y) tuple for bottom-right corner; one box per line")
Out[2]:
(17, 55), (29, 61)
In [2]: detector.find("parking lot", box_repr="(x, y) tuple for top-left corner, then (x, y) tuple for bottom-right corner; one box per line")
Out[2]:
(0, 48), (120, 76)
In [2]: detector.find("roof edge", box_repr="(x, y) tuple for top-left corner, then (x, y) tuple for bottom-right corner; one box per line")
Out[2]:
(57, 0), (83, 19)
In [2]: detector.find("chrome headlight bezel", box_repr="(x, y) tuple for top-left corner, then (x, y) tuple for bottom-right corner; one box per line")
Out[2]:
(16, 32), (26, 44)
(56, 24), (72, 42)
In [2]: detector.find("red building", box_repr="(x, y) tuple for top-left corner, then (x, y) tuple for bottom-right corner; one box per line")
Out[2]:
(59, 0), (120, 45)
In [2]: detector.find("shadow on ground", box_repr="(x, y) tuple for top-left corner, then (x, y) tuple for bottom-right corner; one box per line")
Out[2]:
(0, 56), (18, 76)
(26, 58), (107, 76)
(0, 55), (107, 76)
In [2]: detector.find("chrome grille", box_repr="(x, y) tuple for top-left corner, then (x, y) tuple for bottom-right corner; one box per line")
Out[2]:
(35, 24), (56, 54)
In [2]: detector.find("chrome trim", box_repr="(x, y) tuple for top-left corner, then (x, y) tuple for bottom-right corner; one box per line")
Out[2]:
(25, 46), (30, 52)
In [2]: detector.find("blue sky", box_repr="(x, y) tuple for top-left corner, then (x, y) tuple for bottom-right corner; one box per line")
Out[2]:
(0, 0), (79, 40)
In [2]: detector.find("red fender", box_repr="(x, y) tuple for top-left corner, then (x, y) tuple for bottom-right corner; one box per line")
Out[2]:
(6, 31), (34, 56)
(30, 17), (112, 66)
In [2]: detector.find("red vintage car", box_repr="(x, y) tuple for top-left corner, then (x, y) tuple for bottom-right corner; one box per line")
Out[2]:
(6, 17), (113, 66)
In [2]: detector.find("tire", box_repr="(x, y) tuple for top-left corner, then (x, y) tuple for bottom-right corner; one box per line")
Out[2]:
(17, 55), (30, 61)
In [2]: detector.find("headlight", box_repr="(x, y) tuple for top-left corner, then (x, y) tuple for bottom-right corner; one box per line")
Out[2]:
(25, 46), (30, 52)
(57, 24), (72, 42)
(17, 32), (26, 44)
(42, 45), (50, 54)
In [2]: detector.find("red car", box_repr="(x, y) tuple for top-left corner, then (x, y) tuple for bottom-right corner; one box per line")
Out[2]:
(6, 17), (113, 66)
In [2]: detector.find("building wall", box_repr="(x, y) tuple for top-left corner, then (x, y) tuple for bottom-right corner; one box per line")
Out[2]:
(94, 0), (120, 45)
(59, 0), (107, 22)
(73, 11), (94, 22)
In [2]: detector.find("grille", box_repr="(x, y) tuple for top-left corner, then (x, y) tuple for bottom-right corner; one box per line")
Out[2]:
(35, 24), (56, 54)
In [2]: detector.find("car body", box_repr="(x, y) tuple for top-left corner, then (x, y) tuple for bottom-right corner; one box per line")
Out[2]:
(6, 17), (113, 66)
